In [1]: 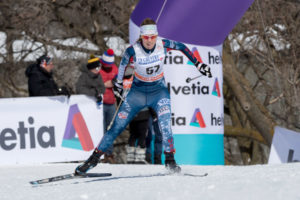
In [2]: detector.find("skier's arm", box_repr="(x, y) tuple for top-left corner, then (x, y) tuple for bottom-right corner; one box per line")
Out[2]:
(113, 46), (135, 100)
(116, 46), (135, 82)
(162, 39), (199, 65)
(162, 39), (212, 77)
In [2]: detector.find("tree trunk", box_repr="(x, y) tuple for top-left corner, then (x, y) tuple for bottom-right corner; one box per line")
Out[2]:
(223, 50), (275, 146)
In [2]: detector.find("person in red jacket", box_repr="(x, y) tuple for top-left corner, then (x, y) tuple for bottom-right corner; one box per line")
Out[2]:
(98, 49), (118, 164)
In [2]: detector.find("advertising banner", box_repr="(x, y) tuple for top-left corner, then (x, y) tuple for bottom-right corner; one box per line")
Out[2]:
(0, 95), (103, 165)
(129, 28), (224, 165)
(162, 44), (224, 165)
(268, 126), (300, 164)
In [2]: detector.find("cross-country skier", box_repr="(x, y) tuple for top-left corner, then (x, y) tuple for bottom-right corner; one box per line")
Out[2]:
(75, 18), (212, 174)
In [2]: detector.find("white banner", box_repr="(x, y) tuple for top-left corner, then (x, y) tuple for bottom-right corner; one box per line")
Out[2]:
(129, 21), (224, 164)
(163, 43), (224, 134)
(0, 95), (103, 165)
(268, 126), (300, 164)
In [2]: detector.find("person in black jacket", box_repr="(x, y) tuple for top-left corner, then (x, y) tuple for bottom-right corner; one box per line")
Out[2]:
(25, 55), (70, 97)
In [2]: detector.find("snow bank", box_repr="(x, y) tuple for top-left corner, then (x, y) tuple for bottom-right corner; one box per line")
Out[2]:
(1, 163), (299, 200)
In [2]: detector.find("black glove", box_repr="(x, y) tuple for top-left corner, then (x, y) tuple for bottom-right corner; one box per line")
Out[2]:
(57, 86), (71, 98)
(96, 94), (102, 105)
(112, 78), (124, 100)
(196, 61), (212, 78)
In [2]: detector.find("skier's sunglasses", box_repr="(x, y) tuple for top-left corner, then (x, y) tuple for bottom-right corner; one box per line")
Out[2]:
(142, 35), (157, 40)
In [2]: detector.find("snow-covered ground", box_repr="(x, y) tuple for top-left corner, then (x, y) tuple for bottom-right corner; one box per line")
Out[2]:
(1, 163), (300, 200)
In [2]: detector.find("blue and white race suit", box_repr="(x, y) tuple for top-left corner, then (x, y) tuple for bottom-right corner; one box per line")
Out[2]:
(96, 38), (199, 153)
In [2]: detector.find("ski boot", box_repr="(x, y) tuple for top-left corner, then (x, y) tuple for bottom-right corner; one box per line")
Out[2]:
(75, 149), (103, 175)
(164, 152), (181, 173)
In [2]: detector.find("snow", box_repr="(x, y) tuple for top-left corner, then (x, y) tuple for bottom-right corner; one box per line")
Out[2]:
(1, 163), (300, 200)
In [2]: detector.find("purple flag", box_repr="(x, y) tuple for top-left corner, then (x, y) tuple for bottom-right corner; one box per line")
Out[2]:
(131, 0), (254, 46)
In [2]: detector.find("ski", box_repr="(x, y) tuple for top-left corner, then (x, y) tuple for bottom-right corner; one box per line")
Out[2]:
(181, 172), (208, 177)
(30, 172), (112, 185)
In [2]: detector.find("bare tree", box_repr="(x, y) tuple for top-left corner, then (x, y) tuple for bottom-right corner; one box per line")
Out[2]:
(0, 0), (138, 97)
(223, 0), (300, 164)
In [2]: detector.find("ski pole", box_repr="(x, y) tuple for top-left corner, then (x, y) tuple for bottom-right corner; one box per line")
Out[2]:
(107, 69), (135, 131)
(107, 96), (124, 131)
(186, 74), (204, 83)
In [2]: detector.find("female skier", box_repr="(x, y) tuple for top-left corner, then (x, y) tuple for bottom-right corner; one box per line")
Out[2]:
(75, 18), (211, 174)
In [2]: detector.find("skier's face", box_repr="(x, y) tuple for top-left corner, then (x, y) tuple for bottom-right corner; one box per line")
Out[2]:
(141, 34), (157, 50)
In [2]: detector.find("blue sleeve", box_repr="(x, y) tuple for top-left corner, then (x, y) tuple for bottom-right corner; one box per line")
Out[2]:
(162, 39), (198, 66)
(117, 46), (135, 81)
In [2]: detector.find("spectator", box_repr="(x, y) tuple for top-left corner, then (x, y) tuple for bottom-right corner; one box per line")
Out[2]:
(76, 55), (105, 105)
(126, 108), (150, 164)
(25, 55), (70, 97)
(145, 108), (163, 164)
(98, 49), (118, 164)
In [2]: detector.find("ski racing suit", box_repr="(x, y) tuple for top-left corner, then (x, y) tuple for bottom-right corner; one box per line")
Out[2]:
(96, 38), (199, 153)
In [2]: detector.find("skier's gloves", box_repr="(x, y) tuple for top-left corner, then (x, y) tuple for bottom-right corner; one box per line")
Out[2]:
(112, 78), (124, 100)
(196, 61), (212, 78)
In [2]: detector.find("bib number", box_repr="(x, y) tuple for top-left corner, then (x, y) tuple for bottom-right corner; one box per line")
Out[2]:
(146, 65), (160, 75)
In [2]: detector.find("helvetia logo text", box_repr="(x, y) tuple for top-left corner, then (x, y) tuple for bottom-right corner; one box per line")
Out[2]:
(0, 117), (55, 151)
(61, 104), (94, 151)
(190, 108), (206, 128)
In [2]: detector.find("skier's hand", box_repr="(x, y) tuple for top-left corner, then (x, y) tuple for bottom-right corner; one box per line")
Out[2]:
(112, 78), (124, 100)
(196, 61), (212, 78)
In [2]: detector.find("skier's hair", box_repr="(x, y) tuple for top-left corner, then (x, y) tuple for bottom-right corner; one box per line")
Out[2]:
(137, 18), (156, 42)
(140, 18), (156, 26)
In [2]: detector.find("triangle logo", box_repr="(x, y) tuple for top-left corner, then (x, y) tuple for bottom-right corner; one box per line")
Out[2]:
(188, 47), (203, 65)
(61, 104), (94, 151)
(212, 77), (221, 97)
(190, 108), (206, 128)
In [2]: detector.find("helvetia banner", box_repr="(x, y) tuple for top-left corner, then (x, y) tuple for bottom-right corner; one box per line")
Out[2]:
(163, 45), (224, 165)
(0, 95), (103, 165)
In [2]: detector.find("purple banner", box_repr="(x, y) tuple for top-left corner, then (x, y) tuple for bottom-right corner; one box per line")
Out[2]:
(131, 0), (254, 46)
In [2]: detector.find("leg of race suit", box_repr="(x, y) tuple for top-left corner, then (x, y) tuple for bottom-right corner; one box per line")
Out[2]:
(74, 89), (145, 175)
(148, 87), (175, 153)
(103, 104), (116, 155)
(153, 118), (163, 156)
(149, 87), (180, 172)
(96, 89), (146, 153)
